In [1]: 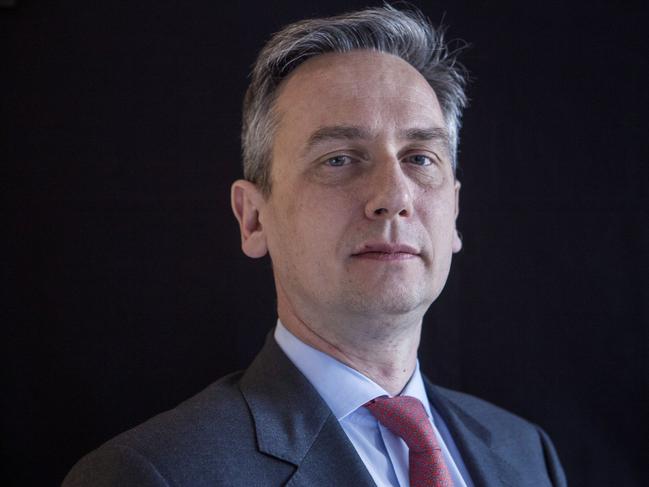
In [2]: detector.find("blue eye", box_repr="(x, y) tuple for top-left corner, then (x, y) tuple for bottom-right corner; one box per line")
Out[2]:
(326, 155), (352, 167)
(406, 154), (433, 166)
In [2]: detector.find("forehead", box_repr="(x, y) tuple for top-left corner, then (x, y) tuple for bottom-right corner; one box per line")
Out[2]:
(273, 50), (445, 139)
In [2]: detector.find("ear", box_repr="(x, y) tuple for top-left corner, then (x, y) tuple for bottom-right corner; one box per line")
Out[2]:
(452, 179), (462, 253)
(231, 179), (268, 258)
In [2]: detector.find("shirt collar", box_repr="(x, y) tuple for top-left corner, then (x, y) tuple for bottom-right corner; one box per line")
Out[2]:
(274, 319), (433, 422)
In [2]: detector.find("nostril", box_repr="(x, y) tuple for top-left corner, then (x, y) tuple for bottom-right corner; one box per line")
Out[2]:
(374, 208), (388, 215)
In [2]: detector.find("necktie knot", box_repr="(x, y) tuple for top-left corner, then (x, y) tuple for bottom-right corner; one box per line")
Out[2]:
(365, 395), (454, 487)
(365, 396), (436, 452)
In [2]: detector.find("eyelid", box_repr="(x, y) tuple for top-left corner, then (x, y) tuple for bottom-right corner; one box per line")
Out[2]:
(402, 151), (439, 166)
(323, 154), (353, 167)
(318, 149), (440, 167)
(319, 149), (366, 167)
(405, 154), (431, 165)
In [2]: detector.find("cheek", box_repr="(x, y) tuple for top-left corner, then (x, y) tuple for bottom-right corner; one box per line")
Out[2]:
(419, 191), (458, 244)
(274, 186), (357, 254)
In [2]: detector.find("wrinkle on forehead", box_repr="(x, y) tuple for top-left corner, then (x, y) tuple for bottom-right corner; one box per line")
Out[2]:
(274, 50), (441, 125)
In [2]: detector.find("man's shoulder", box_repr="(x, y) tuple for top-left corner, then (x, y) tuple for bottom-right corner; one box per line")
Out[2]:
(427, 382), (566, 487)
(63, 370), (284, 487)
(113, 370), (250, 447)
(429, 382), (543, 442)
(431, 384), (532, 427)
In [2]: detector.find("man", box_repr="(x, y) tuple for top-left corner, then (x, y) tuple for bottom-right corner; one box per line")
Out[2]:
(64, 6), (566, 486)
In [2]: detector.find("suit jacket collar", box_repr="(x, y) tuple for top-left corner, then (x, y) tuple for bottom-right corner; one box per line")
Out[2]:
(425, 379), (523, 487)
(239, 334), (376, 486)
(240, 333), (523, 487)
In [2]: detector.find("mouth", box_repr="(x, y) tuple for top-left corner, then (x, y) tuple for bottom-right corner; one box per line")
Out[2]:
(351, 243), (420, 261)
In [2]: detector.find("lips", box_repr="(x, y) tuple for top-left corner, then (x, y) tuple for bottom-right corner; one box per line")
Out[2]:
(351, 242), (420, 260)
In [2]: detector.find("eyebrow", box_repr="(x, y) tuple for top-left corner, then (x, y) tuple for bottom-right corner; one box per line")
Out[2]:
(305, 125), (372, 149)
(303, 124), (451, 155)
(399, 127), (450, 147)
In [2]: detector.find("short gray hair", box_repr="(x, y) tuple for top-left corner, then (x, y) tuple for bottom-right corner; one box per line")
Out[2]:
(241, 4), (468, 195)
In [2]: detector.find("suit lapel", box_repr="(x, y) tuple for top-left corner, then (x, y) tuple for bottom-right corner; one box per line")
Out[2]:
(240, 335), (375, 487)
(425, 380), (523, 487)
(285, 414), (376, 487)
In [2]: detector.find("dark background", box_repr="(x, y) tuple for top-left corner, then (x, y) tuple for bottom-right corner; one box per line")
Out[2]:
(2, 1), (647, 485)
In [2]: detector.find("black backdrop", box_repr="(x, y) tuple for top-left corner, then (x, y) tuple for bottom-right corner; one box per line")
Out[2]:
(2, 1), (647, 486)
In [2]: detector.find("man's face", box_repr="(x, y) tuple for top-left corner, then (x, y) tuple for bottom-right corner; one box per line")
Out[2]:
(248, 50), (461, 323)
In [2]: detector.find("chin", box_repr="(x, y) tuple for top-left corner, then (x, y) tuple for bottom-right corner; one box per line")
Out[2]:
(343, 289), (433, 318)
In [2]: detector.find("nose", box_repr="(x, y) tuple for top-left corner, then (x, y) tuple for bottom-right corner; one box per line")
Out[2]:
(364, 160), (414, 220)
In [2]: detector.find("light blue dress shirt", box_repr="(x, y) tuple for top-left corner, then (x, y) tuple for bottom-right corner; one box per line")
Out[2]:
(274, 321), (473, 487)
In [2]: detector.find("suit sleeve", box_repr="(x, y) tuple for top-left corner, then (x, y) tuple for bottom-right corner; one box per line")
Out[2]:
(62, 443), (171, 487)
(537, 426), (568, 487)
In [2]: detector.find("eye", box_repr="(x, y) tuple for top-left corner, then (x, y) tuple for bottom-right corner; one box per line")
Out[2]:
(325, 155), (353, 167)
(404, 154), (434, 166)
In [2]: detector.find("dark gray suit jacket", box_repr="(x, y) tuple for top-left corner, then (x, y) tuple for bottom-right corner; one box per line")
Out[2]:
(63, 335), (567, 486)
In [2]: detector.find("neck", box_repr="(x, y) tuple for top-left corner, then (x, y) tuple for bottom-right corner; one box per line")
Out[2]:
(277, 298), (422, 396)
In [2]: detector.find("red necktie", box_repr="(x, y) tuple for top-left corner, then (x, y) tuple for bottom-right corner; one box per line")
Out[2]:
(365, 396), (454, 487)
